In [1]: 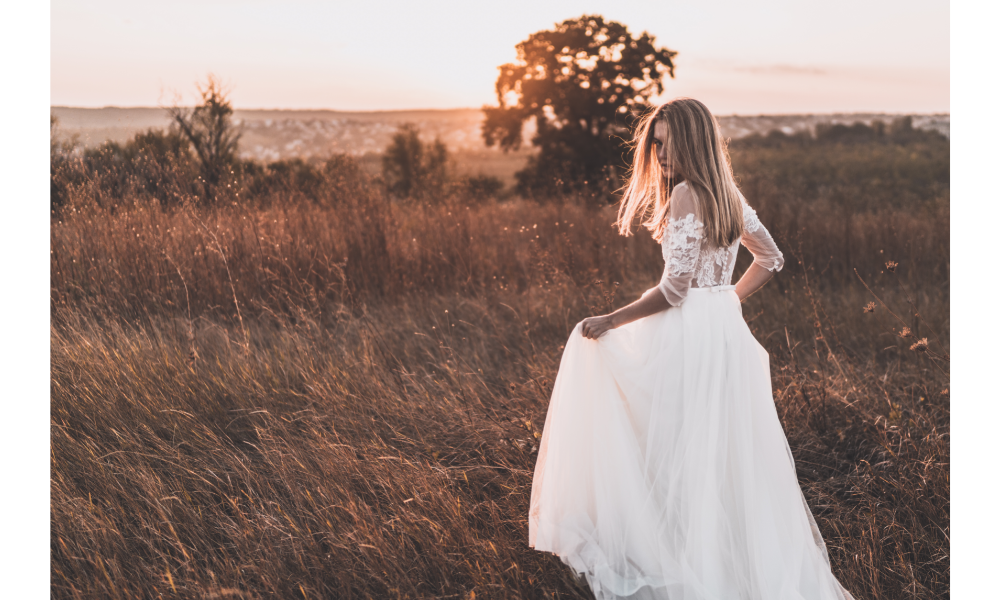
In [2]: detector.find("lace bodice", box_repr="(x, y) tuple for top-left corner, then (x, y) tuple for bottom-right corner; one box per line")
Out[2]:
(657, 181), (784, 306)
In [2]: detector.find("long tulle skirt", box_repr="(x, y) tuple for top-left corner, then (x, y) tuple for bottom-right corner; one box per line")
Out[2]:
(529, 287), (856, 600)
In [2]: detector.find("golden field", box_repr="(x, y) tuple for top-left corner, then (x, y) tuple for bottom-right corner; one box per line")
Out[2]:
(50, 127), (949, 599)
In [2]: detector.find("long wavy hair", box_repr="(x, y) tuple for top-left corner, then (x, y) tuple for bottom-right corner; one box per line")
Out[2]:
(616, 98), (744, 246)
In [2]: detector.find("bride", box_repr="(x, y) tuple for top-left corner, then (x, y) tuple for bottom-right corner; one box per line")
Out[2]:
(528, 98), (856, 600)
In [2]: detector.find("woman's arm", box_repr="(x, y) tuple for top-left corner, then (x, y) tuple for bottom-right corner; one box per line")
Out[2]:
(580, 288), (670, 340)
(734, 262), (775, 301)
(582, 184), (702, 341)
(581, 263), (775, 340)
(582, 263), (777, 339)
(738, 193), (784, 298)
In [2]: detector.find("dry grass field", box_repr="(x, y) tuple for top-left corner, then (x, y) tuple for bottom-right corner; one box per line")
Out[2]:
(50, 128), (949, 599)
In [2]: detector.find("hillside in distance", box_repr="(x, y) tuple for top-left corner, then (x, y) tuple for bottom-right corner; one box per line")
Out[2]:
(51, 106), (949, 165)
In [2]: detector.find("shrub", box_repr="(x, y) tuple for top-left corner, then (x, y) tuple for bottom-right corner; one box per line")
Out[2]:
(382, 123), (449, 200)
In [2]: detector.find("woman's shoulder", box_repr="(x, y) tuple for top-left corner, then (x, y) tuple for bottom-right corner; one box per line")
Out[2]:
(672, 179), (693, 196)
(669, 181), (700, 219)
(666, 182), (703, 241)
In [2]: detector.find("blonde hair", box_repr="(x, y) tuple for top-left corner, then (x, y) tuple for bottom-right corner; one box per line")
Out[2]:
(617, 98), (744, 247)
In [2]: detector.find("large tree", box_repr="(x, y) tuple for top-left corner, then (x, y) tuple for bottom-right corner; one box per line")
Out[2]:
(482, 15), (677, 199)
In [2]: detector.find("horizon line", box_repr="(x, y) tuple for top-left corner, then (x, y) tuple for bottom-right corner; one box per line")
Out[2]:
(50, 105), (952, 118)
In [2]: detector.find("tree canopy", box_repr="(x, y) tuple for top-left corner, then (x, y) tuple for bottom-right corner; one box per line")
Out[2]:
(482, 15), (676, 198)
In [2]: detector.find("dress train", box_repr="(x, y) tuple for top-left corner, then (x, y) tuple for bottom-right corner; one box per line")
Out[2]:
(529, 287), (855, 600)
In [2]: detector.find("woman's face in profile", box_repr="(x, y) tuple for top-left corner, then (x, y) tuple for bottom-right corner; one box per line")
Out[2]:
(653, 120), (684, 182)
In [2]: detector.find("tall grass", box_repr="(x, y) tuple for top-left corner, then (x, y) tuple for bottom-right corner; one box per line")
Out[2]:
(51, 134), (949, 598)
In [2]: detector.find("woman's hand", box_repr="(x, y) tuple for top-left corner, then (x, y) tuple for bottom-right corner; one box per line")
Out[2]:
(580, 315), (617, 340)
(580, 286), (672, 340)
(734, 262), (775, 302)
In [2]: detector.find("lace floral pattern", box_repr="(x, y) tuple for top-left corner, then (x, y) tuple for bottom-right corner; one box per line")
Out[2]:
(657, 182), (785, 306)
(664, 213), (703, 276)
(695, 245), (736, 288)
(743, 203), (763, 234)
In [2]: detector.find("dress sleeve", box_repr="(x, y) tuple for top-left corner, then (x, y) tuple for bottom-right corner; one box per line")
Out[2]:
(657, 183), (704, 306)
(739, 192), (785, 272)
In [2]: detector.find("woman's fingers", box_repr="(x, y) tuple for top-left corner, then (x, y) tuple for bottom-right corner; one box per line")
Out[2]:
(581, 317), (611, 339)
(581, 319), (603, 339)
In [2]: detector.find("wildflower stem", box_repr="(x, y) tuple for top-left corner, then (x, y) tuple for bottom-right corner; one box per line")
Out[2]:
(853, 268), (910, 330)
(891, 274), (949, 360)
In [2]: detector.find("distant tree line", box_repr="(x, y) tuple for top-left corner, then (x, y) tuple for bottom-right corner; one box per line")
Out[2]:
(734, 116), (946, 148)
(50, 77), (506, 214)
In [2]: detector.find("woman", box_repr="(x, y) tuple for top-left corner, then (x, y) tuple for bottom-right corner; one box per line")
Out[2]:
(528, 98), (856, 600)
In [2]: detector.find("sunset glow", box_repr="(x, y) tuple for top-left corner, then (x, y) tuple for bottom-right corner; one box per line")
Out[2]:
(51, 0), (948, 114)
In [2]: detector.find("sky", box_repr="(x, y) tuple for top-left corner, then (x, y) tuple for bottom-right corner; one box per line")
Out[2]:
(52, 0), (949, 114)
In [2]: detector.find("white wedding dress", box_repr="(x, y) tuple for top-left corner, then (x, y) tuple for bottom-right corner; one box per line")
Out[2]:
(529, 182), (856, 600)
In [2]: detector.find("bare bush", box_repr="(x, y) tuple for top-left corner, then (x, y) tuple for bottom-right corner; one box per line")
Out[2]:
(167, 74), (242, 201)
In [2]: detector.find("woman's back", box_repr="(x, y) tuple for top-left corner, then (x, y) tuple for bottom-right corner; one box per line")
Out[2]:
(657, 181), (785, 306)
